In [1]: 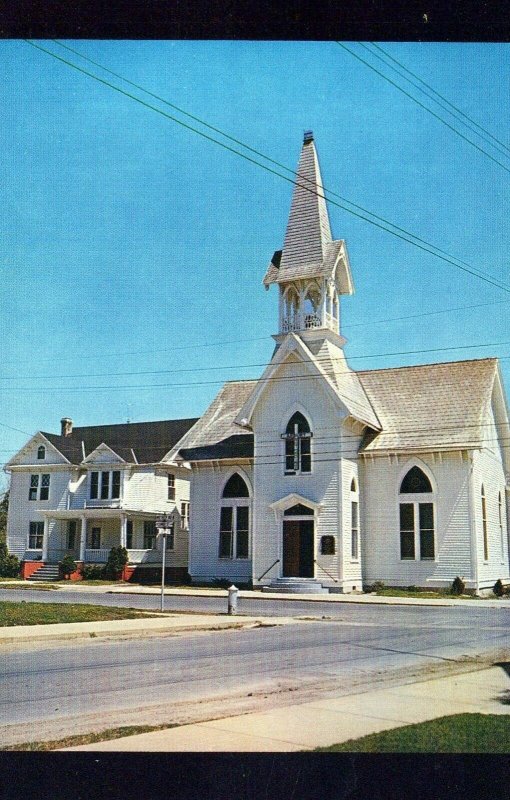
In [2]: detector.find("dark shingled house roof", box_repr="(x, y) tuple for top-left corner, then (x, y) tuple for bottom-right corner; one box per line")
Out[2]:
(42, 418), (199, 465)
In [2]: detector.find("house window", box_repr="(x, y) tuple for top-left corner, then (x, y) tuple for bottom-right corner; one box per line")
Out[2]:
(181, 501), (190, 529)
(482, 485), (489, 561)
(143, 521), (156, 549)
(219, 473), (250, 559)
(166, 522), (175, 550)
(88, 527), (101, 549)
(351, 501), (359, 560)
(399, 467), (435, 561)
(168, 473), (175, 500)
(320, 535), (335, 555)
(282, 412), (312, 475)
(28, 521), (44, 549)
(67, 520), (77, 550)
(126, 520), (133, 549)
(90, 471), (121, 500)
(37, 445), (46, 460)
(29, 473), (50, 501)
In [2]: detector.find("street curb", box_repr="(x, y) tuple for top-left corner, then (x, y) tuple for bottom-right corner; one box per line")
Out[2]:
(0, 616), (289, 645)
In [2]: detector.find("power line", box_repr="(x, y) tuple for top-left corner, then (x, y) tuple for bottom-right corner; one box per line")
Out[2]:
(50, 39), (510, 297)
(0, 342), (506, 383)
(367, 42), (510, 160)
(24, 40), (510, 297)
(337, 41), (510, 177)
(0, 356), (505, 394)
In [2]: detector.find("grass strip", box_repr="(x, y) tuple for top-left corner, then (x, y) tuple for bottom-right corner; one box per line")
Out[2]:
(317, 714), (510, 752)
(0, 601), (160, 626)
(2, 724), (179, 751)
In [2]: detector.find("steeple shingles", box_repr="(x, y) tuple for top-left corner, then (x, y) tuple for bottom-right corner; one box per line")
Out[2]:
(280, 133), (332, 270)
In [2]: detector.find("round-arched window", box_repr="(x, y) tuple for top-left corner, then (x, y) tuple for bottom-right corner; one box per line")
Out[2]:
(37, 445), (46, 460)
(284, 412), (312, 475)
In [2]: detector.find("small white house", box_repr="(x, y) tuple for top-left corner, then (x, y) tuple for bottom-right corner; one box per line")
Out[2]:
(176, 131), (510, 594)
(5, 416), (197, 581)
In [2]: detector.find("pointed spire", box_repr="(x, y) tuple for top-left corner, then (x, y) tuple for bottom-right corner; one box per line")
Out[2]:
(280, 131), (332, 270)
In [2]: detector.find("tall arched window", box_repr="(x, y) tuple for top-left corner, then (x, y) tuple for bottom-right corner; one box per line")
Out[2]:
(37, 445), (46, 460)
(399, 466), (435, 561)
(481, 485), (489, 561)
(350, 476), (359, 560)
(283, 412), (312, 475)
(219, 473), (250, 560)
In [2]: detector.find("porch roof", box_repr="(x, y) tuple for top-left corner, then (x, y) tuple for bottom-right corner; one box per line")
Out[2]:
(40, 508), (165, 520)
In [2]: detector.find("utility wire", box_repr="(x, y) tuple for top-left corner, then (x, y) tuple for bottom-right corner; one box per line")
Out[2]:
(50, 39), (509, 294)
(25, 40), (510, 296)
(0, 342), (506, 382)
(0, 357), (506, 393)
(337, 42), (510, 177)
(367, 42), (510, 160)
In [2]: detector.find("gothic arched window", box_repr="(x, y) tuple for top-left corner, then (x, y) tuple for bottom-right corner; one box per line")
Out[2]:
(219, 473), (250, 560)
(399, 466), (434, 561)
(283, 412), (312, 475)
(400, 466), (432, 494)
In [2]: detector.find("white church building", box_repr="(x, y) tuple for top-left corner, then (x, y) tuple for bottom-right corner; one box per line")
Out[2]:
(175, 130), (510, 594)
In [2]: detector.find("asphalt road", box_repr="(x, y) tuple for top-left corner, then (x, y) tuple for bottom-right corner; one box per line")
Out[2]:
(1, 588), (510, 744)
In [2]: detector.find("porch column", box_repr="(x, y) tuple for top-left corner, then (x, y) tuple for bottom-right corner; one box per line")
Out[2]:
(79, 516), (87, 561)
(120, 514), (127, 548)
(42, 517), (50, 561)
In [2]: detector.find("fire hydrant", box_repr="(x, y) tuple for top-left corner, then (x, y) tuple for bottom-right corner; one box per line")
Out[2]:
(228, 584), (238, 615)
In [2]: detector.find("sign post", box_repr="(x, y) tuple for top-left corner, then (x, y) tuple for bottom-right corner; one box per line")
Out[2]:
(156, 514), (173, 612)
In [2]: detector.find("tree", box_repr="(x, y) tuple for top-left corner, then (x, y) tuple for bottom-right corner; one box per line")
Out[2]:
(0, 490), (9, 544)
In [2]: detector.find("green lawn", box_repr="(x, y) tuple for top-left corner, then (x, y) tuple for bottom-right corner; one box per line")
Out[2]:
(318, 714), (510, 752)
(375, 588), (479, 600)
(0, 601), (159, 626)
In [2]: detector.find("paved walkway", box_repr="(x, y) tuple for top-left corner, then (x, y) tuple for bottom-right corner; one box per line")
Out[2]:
(6, 579), (510, 607)
(63, 664), (510, 751)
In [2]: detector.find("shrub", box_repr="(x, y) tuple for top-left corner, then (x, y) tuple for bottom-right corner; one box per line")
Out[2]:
(0, 540), (20, 578)
(451, 576), (466, 596)
(0, 554), (20, 578)
(60, 555), (76, 580)
(494, 579), (505, 597)
(82, 564), (105, 580)
(105, 546), (128, 580)
(363, 580), (385, 593)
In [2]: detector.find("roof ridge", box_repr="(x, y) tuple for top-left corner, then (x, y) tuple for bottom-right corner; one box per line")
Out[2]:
(356, 357), (498, 376)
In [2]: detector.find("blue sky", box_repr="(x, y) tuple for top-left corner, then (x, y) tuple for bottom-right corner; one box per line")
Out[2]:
(1, 41), (509, 490)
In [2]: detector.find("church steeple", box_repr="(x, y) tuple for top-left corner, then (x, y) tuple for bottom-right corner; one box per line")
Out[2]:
(263, 131), (354, 341)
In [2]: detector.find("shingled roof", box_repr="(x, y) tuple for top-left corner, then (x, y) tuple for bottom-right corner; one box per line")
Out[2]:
(177, 380), (256, 462)
(358, 358), (498, 453)
(262, 133), (353, 294)
(176, 359), (500, 462)
(42, 418), (199, 465)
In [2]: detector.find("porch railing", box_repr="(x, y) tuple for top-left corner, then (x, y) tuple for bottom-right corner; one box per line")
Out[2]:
(85, 548), (110, 563)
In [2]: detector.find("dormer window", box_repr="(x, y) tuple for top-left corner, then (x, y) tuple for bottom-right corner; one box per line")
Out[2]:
(283, 412), (312, 475)
(37, 445), (46, 460)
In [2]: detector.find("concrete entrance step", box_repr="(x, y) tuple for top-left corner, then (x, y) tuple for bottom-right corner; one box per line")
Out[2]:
(261, 578), (329, 594)
(27, 564), (60, 581)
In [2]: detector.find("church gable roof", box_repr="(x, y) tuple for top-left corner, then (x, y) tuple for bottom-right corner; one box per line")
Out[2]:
(358, 358), (498, 453)
(176, 381), (256, 462)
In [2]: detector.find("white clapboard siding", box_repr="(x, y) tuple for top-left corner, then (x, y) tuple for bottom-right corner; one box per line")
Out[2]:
(7, 470), (70, 560)
(362, 452), (473, 588)
(188, 464), (253, 582)
(472, 448), (509, 588)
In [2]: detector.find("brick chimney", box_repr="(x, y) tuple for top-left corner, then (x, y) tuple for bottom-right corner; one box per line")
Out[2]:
(61, 417), (73, 437)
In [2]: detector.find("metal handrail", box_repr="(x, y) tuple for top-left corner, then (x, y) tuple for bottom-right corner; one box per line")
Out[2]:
(257, 559), (280, 582)
(314, 560), (338, 583)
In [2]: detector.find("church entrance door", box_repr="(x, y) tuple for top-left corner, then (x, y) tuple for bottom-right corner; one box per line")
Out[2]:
(282, 519), (314, 577)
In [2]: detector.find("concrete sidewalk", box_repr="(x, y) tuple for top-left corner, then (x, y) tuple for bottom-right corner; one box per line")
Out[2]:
(64, 665), (510, 752)
(8, 579), (510, 607)
(0, 613), (298, 645)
